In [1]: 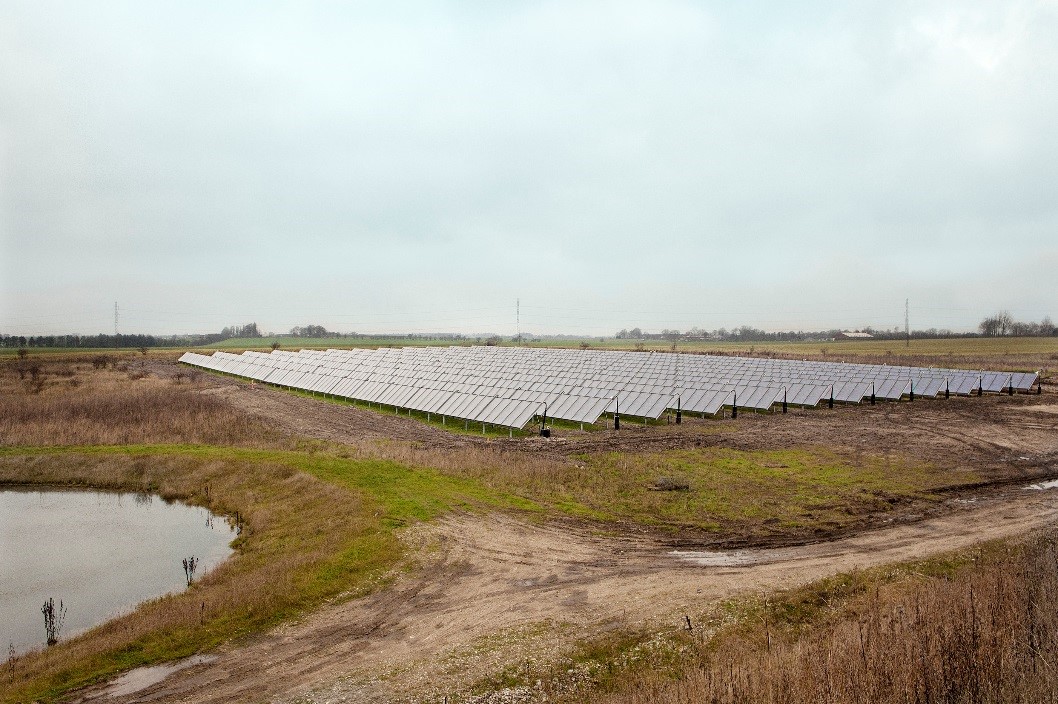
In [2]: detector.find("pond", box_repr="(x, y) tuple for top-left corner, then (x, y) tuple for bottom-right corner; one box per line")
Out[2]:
(0, 487), (236, 654)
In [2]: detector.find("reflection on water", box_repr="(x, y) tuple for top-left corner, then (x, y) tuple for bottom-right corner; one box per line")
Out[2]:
(0, 488), (236, 654)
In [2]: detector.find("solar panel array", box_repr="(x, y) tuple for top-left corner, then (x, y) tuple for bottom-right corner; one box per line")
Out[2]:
(179, 347), (1039, 430)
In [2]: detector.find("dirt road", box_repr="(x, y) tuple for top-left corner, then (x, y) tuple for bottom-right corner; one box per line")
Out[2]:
(77, 484), (1058, 704)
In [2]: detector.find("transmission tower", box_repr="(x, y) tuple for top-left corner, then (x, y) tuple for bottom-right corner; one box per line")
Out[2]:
(114, 302), (119, 335)
(905, 298), (910, 348)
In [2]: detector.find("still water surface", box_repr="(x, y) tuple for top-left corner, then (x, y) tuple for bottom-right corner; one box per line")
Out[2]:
(0, 488), (236, 654)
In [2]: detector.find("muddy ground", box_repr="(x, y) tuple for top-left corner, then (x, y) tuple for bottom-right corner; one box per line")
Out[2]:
(72, 359), (1058, 703)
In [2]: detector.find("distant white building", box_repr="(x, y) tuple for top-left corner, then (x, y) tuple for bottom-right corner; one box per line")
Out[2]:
(835, 331), (874, 339)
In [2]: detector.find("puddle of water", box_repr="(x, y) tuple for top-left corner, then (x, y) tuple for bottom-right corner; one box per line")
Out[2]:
(103, 654), (218, 698)
(669, 549), (759, 567)
(0, 488), (235, 654)
(1024, 479), (1058, 491)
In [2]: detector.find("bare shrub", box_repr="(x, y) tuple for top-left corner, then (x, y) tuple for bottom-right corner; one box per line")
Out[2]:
(91, 355), (110, 369)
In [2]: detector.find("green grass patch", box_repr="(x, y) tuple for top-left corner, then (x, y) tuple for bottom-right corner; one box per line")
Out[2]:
(505, 447), (975, 535)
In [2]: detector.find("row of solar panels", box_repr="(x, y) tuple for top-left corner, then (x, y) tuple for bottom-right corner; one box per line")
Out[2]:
(252, 348), (1035, 401)
(179, 347), (1038, 429)
(210, 348), (1040, 399)
(234, 346), (1037, 391)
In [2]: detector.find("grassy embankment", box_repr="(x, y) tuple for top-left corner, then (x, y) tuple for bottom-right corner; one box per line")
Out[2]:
(576, 530), (1058, 703)
(0, 446), (537, 703)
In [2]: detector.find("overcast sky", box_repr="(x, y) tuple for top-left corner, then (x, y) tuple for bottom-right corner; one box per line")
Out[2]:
(1, 0), (1056, 337)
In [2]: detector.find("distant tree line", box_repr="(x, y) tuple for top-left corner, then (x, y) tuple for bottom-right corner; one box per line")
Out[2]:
(285, 325), (469, 341)
(0, 333), (211, 349)
(978, 311), (1056, 337)
(0, 325), (477, 349)
(288, 324), (332, 337)
(616, 315), (1057, 342)
(616, 326), (852, 342)
(221, 322), (261, 338)
(1, 322), (264, 349)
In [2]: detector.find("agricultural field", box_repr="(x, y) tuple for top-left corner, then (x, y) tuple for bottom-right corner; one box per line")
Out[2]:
(201, 334), (1058, 372)
(1, 342), (1058, 703)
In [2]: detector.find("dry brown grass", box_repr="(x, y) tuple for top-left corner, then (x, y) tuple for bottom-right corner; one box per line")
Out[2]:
(0, 359), (278, 447)
(590, 533), (1058, 704)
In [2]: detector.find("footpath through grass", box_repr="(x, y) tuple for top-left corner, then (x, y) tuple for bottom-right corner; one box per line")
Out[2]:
(0, 444), (537, 704)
